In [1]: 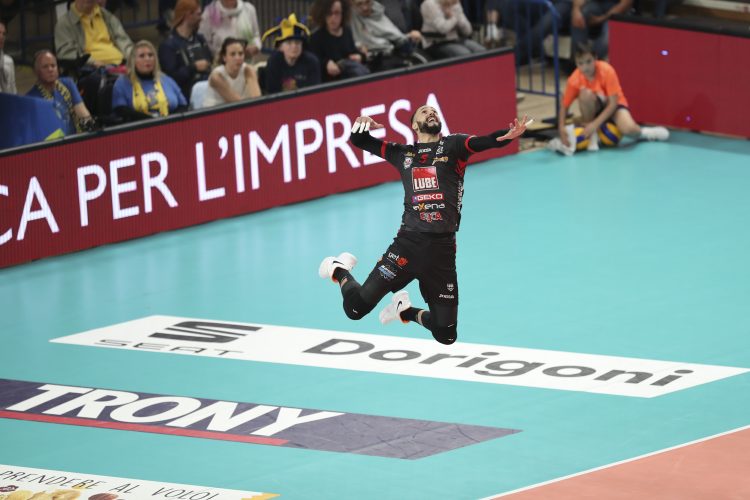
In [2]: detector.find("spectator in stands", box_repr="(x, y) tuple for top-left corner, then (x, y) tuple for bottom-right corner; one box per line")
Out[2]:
(309, 0), (370, 82)
(0, 20), (16, 94)
(381, 0), (422, 35)
(420, 0), (485, 59)
(199, 0), (261, 61)
(514, 0), (573, 64)
(159, 0), (213, 102)
(571, 0), (632, 59)
(202, 37), (261, 107)
(350, 0), (424, 71)
(26, 50), (94, 134)
(549, 41), (669, 155)
(112, 40), (187, 121)
(483, 0), (507, 47)
(54, 0), (133, 66)
(262, 14), (321, 93)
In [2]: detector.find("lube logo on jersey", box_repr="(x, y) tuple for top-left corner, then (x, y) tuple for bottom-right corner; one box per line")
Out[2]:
(0, 379), (516, 459)
(412, 167), (439, 192)
(412, 193), (444, 203)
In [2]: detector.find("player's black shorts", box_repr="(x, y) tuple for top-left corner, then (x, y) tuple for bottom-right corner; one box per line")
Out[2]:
(364, 230), (458, 306)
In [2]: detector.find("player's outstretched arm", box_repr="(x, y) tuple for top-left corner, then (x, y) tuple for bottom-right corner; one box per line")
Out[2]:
(467, 115), (533, 152)
(497, 115), (532, 141)
(350, 115), (387, 155)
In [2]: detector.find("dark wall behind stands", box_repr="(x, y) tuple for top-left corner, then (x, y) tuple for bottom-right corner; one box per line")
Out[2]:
(610, 18), (750, 139)
(0, 52), (517, 268)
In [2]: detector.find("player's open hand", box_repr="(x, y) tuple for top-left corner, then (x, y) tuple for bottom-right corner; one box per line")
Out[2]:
(351, 116), (385, 133)
(497, 115), (533, 141)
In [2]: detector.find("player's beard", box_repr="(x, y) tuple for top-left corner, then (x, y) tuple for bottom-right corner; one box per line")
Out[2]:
(418, 120), (442, 135)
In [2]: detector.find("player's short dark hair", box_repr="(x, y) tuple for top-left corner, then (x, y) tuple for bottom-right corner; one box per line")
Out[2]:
(573, 41), (596, 60)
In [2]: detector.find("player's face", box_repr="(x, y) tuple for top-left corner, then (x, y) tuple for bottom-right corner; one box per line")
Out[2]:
(575, 53), (596, 79)
(413, 106), (442, 135)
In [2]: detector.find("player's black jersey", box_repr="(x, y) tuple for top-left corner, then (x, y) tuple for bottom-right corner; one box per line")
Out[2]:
(365, 133), (475, 233)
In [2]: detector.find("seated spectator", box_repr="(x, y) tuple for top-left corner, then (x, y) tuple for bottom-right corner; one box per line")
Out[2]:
(26, 50), (94, 134)
(112, 40), (187, 122)
(262, 14), (322, 93)
(350, 0), (423, 71)
(0, 20), (16, 94)
(309, 0), (370, 82)
(381, 0), (422, 35)
(159, 0), (213, 102)
(199, 0), (261, 61)
(549, 41), (669, 155)
(514, 0), (573, 64)
(571, 0), (633, 60)
(202, 37), (261, 107)
(54, 0), (133, 67)
(420, 0), (484, 59)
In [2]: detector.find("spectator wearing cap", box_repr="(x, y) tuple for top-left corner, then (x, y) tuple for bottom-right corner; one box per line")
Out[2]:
(262, 14), (321, 93)
(26, 50), (94, 134)
(159, 0), (213, 101)
(0, 20), (15, 94)
(199, 0), (261, 60)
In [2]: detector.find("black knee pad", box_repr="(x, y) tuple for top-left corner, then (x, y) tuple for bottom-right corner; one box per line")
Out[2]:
(431, 325), (457, 345)
(343, 290), (375, 320)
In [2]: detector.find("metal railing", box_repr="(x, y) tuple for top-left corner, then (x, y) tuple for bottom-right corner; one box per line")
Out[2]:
(503, 0), (562, 122)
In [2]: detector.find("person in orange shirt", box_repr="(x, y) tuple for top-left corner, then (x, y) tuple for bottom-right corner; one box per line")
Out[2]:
(552, 41), (668, 155)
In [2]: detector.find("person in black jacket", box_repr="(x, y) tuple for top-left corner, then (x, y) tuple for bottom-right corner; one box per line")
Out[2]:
(261, 13), (321, 93)
(319, 107), (530, 345)
(158, 0), (212, 101)
(309, 0), (370, 82)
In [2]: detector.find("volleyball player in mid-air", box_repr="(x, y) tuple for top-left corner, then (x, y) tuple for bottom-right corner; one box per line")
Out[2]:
(319, 105), (530, 344)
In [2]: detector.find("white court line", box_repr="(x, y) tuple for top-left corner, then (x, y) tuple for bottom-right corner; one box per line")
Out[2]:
(480, 424), (750, 499)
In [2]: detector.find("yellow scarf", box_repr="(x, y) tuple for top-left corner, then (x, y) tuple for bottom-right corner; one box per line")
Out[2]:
(131, 76), (169, 117)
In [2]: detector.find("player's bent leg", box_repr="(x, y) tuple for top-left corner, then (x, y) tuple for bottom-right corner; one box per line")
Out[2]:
(342, 286), (377, 320)
(428, 303), (458, 345)
(339, 271), (391, 321)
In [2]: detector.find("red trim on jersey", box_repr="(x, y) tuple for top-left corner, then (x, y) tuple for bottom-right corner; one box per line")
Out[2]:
(465, 135), (478, 154)
(456, 158), (468, 177)
(381, 141), (387, 158)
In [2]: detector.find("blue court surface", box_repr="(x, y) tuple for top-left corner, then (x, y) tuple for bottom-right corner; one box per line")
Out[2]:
(1, 130), (749, 499)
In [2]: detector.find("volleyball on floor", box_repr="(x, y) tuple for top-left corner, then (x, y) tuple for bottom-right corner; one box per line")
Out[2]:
(573, 123), (623, 150)
(598, 121), (623, 146)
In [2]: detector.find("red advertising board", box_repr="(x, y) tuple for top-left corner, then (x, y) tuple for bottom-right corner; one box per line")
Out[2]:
(0, 52), (517, 268)
(610, 19), (750, 138)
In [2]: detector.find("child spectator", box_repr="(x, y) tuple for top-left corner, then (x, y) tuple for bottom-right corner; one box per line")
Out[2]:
(262, 14), (322, 93)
